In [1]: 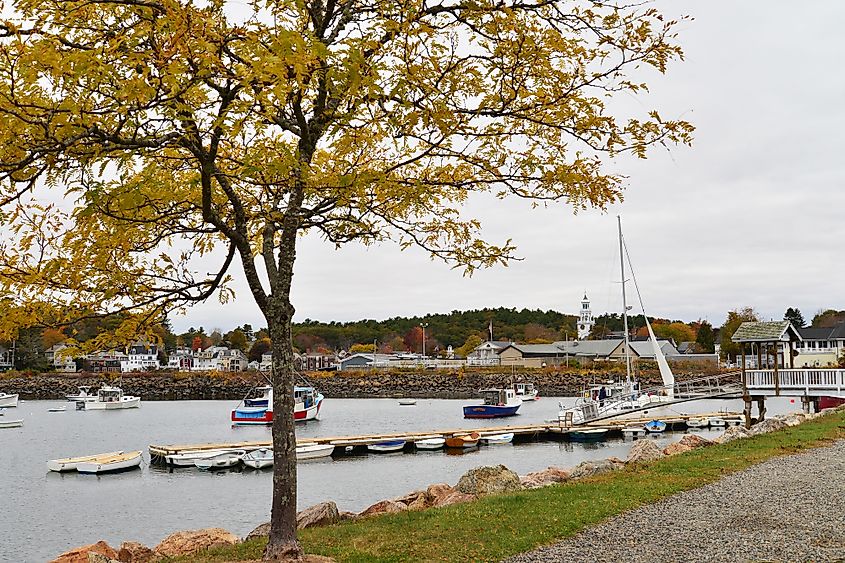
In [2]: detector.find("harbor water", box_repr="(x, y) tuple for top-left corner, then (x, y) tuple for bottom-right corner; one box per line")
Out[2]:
(0, 396), (800, 562)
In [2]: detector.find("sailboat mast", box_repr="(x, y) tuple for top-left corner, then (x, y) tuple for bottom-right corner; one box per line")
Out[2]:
(618, 216), (632, 386)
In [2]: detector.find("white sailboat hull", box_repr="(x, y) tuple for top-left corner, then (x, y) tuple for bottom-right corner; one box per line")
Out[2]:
(194, 451), (244, 470)
(0, 419), (23, 428)
(0, 394), (19, 408)
(165, 449), (241, 467)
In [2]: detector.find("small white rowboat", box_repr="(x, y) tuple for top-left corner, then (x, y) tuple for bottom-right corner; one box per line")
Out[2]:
(243, 448), (274, 469)
(77, 451), (142, 474)
(414, 437), (445, 450)
(481, 433), (514, 445)
(686, 417), (709, 428)
(0, 419), (23, 429)
(0, 393), (19, 408)
(48, 406), (67, 413)
(296, 443), (335, 460)
(194, 450), (245, 470)
(398, 399), (417, 406)
(48, 451), (124, 472)
(709, 417), (727, 428)
(165, 448), (242, 468)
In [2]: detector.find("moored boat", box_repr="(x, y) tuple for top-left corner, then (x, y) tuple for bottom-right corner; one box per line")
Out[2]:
(242, 448), (274, 469)
(709, 417), (726, 428)
(0, 393), (19, 408)
(414, 437), (445, 450)
(82, 386), (141, 410)
(724, 417), (742, 426)
(463, 389), (521, 419)
(48, 406), (67, 413)
(645, 420), (667, 433)
(0, 419), (23, 429)
(47, 451), (124, 472)
(398, 399), (417, 406)
(445, 432), (480, 448)
(296, 443), (335, 460)
(165, 448), (243, 468)
(622, 425), (646, 438)
(686, 417), (709, 429)
(66, 386), (96, 402)
(481, 432), (514, 445)
(77, 451), (142, 474)
(194, 450), (245, 470)
(231, 385), (324, 425)
(568, 428), (609, 442)
(367, 440), (406, 453)
(513, 382), (539, 401)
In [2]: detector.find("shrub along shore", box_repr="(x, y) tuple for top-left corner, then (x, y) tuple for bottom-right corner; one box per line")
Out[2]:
(53, 408), (845, 562)
(2, 366), (714, 400)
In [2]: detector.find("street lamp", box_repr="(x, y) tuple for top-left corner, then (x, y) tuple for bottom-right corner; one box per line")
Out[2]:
(419, 322), (429, 358)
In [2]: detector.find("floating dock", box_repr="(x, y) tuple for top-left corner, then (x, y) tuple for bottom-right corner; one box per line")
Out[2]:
(148, 411), (740, 464)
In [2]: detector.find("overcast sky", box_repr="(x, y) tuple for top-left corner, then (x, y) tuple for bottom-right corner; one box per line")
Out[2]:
(171, 1), (845, 333)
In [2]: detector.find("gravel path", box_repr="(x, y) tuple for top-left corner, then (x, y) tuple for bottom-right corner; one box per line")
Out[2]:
(508, 440), (845, 563)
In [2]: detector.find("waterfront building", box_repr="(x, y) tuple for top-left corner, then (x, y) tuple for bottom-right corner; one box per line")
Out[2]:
(84, 350), (128, 373)
(218, 348), (248, 372)
(577, 293), (594, 340)
(0, 343), (13, 372)
(122, 343), (160, 372)
(45, 343), (78, 373)
(466, 341), (513, 366)
(167, 347), (195, 371)
(794, 323), (845, 367)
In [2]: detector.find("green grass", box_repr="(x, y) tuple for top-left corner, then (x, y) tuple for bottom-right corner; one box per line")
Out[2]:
(175, 411), (845, 562)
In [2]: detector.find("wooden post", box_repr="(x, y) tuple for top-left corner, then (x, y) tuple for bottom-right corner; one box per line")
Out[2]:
(789, 339), (795, 369)
(743, 395), (752, 428)
(757, 397), (767, 422)
(773, 340), (780, 396)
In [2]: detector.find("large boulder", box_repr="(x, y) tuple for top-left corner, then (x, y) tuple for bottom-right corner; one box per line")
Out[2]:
(748, 417), (787, 436)
(51, 541), (118, 563)
(520, 467), (570, 489)
(781, 413), (808, 427)
(456, 465), (522, 496)
(569, 457), (625, 479)
(432, 490), (475, 508)
(426, 483), (453, 503)
(297, 501), (341, 530)
(663, 434), (714, 456)
(626, 439), (665, 464)
(116, 541), (153, 563)
(153, 528), (239, 558)
(715, 425), (750, 443)
(358, 499), (407, 518)
(244, 522), (271, 542)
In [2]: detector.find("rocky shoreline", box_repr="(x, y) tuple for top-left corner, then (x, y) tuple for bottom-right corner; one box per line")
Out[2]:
(0, 368), (706, 400)
(50, 408), (835, 563)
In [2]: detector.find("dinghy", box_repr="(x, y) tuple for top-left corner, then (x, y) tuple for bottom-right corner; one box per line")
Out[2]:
(398, 399), (417, 406)
(445, 432), (480, 448)
(48, 451), (124, 472)
(0, 393), (18, 408)
(194, 450), (245, 470)
(645, 420), (667, 433)
(709, 417), (727, 428)
(686, 417), (709, 429)
(367, 440), (406, 453)
(481, 433), (514, 445)
(48, 406), (67, 413)
(568, 428), (608, 442)
(622, 425), (646, 438)
(243, 448), (274, 469)
(165, 448), (243, 468)
(296, 443), (335, 460)
(414, 437), (445, 450)
(0, 419), (23, 429)
(77, 451), (142, 474)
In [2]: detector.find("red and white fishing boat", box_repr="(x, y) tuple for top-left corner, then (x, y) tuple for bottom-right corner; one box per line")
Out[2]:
(231, 385), (324, 425)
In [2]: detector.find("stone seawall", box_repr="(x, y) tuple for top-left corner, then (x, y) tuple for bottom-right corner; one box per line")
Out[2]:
(0, 369), (704, 400)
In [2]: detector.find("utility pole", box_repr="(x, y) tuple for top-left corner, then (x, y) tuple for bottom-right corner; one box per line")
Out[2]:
(419, 322), (429, 358)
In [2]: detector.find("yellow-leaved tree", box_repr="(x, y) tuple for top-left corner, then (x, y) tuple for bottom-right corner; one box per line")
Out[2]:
(0, 0), (692, 558)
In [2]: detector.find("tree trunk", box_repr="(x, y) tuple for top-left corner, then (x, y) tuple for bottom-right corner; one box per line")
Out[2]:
(264, 297), (303, 561)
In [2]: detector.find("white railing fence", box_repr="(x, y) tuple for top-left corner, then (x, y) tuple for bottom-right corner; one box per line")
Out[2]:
(745, 369), (845, 394)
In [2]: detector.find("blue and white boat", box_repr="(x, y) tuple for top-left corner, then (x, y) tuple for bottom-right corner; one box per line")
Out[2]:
(463, 389), (521, 419)
(645, 420), (667, 433)
(368, 440), (406, 453)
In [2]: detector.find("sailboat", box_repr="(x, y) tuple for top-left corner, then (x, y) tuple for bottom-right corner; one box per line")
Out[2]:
(558, 217), (675, 424)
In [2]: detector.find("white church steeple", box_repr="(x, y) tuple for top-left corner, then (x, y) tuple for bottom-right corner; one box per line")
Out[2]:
(577, 292), (593, 340)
